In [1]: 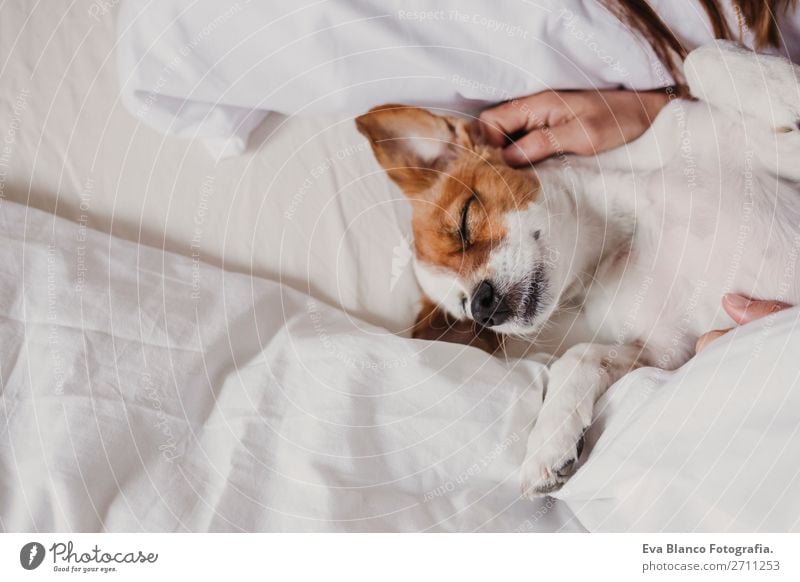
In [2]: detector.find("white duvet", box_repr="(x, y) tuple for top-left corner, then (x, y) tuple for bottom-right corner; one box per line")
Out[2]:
(3, 190), (800, 532)
(0, 199), (577, 532)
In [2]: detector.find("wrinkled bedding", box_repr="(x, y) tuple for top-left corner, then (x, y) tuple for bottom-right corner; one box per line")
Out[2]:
(0, 199), (579, 531)
(2, 0), (800, 533)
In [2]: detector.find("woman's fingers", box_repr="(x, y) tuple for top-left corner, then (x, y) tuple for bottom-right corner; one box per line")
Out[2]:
(501, 121), (589, 165)
(477, 101), (533, 147)
(477, 89), (670, 163)
(722, 294), (791, 325)
(501, 127), (560, 165)
(478, 91), (567, 148)
(696, 296), (792, 353)
(695, 329), (731, 353)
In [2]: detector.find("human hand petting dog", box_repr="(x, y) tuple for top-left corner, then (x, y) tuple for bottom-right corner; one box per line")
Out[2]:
(477, 89), (670, 166)
(696, 294), (792, 352)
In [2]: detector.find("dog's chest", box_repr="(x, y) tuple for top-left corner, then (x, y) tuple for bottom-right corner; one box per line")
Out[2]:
(581, 150), (799, 366)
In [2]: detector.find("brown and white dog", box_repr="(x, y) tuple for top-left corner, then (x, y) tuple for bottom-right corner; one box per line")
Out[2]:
(356, 41), (800, 496)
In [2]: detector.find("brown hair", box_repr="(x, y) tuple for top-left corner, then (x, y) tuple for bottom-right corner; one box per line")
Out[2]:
(605, 0), (797, 83)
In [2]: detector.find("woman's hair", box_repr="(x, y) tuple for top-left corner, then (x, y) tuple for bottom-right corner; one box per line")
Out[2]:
(604, 0), (797, 83)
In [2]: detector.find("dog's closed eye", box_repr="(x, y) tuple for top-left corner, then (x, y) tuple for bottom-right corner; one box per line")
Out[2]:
(458, 195), (475, 249)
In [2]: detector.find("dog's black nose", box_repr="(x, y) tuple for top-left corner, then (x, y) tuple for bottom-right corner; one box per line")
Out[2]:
(471, 280), (511, 327)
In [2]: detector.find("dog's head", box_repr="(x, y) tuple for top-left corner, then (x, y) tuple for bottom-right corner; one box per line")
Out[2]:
(357, 105), (577, 336)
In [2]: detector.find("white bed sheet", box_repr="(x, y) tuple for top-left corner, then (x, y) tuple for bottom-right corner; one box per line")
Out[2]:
(1, 0), (422, 334)
(0, 197), (583, 532)
(0, 0), (582, 531)
(556, 308), (800, 532)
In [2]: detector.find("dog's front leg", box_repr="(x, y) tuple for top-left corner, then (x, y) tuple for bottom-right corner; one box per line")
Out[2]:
(521, 342), (643, 498)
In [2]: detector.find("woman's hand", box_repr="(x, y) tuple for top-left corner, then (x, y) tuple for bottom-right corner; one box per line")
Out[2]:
(695, 294), (792, 352)
(477, 89), (670, 166)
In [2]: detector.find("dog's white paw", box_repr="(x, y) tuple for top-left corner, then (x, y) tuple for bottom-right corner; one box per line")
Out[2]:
(520, 413), (587, 498)
(519, 343), (633, 498)
(686, 41), (800, 132)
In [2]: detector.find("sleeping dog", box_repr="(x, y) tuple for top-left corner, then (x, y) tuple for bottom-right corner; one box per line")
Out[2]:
(356, 41), (800, 497)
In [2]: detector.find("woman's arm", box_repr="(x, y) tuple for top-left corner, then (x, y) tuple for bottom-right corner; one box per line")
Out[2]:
(477, 89), (671, 166)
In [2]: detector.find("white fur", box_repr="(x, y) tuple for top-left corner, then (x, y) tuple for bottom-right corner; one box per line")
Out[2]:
(413, 260), (471, 318)
(415, 41), (800, 496)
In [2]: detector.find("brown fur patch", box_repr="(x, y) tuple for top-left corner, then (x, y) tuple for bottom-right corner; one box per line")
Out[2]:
(411, 155), (539, 276)
(355, 104), (470, 195)
(356, 105), (540, 279)
(357, 105), (542, 352)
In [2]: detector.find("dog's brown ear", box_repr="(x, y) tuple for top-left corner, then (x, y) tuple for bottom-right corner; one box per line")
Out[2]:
(356, 105), (473, 197)
(412, 296), (500, 354)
